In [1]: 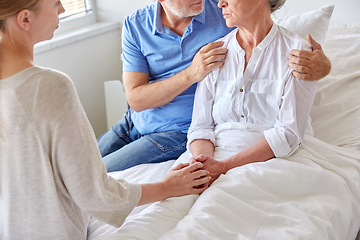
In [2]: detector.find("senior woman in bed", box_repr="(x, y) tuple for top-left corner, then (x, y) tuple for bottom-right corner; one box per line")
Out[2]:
(187, 0), (317, 184)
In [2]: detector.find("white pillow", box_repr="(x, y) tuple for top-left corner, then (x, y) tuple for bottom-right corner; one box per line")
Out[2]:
(272, 4), (334, 44)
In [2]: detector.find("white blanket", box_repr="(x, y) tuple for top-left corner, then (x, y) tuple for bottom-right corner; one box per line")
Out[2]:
(89, 122), (360, 240)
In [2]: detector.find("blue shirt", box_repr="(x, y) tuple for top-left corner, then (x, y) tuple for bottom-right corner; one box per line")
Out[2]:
(122, 0), (233, 135)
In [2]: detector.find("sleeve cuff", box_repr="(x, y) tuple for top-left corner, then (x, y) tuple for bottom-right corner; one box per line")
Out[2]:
(264, 128), (292, 158)
(187, 129), (215, 149)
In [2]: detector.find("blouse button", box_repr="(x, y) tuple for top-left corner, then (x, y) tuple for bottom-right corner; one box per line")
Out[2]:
(241, 115), (245, 118)
(239, 88), (243, 92)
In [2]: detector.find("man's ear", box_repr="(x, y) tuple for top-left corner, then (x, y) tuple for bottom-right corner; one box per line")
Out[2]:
(15, 9), (34, 31)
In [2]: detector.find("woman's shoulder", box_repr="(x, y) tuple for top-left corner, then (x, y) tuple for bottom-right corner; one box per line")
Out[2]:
(33, 66), (72, 83)
(276, 24), (311, 51)
(215, 28), (238, 48)
(21, 66), (75, 94)
(15, 66), (80, 117)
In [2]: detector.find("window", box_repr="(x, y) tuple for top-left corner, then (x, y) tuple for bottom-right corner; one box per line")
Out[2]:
(55, 0), (96, 34)
(60, 0), (92, 20)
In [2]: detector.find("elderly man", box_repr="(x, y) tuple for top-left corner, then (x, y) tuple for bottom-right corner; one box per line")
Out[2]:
(97, 0), (331, 172)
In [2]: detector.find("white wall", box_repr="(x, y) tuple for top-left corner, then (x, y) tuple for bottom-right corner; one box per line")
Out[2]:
(34, 28), (122, 138)
(96, 0), (154, 23)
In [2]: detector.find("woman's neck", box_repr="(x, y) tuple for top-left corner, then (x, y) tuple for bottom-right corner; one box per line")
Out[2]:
(236, 17), (273, 51)
(235, 16), (273, 71)
(0, 36), (34, 79)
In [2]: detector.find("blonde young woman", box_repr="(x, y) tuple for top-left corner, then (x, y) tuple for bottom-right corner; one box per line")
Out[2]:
(0, 0), (210, 239)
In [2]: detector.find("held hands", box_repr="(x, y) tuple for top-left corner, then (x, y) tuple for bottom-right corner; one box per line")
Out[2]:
(185, 41), (228, 84)
(189, 154), (227, 186)
(288, 34), (331, 81)
(161, 162), (210, 197)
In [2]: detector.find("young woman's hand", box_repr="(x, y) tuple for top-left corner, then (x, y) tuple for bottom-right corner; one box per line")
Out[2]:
(138, 162), (210, 206)
(162, 162), (210, 197)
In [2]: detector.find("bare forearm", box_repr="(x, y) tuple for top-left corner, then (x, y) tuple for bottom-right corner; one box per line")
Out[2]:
(223, 139), (275, 173)
(124, 70), (196, 112)
(138, 182), (168, 206)
(190, 139), (214, 158)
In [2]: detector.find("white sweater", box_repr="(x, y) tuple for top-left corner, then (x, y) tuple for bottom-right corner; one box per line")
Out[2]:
(0, 66), (142, 240)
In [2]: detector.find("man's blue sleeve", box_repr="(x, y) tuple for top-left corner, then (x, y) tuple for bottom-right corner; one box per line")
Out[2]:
(121, 18), (149, 73)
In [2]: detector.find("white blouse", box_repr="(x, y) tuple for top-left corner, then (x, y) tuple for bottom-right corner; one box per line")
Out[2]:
(188, 24), (317, 158)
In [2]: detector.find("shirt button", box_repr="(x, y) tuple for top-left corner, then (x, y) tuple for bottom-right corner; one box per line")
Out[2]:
(239, 88), (243, 92)
(241, 115), (245, 118)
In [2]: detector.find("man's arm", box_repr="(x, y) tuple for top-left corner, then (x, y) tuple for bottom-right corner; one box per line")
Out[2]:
(288, 34), (331, 81)
(123, 41), (228, 112)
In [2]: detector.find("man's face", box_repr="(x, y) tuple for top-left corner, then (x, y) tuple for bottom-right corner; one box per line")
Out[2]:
(163, 0), (204, 18)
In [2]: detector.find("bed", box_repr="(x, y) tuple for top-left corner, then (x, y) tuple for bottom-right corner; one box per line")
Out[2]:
(88, 4), (360, 240)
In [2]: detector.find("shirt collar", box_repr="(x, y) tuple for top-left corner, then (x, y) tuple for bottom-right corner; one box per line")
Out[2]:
(153, 1), (163, 35)
(153, 1), (206, 35)
(256, 22), (278, 51)
(193, 3), (206, 24)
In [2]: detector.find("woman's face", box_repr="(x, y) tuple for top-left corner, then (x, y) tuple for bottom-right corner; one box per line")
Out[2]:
(218, 0), (260, 27)
(31, 0), (65, 42)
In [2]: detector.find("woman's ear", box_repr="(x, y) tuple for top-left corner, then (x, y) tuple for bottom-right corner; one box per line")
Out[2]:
(15, 9), (34, 31)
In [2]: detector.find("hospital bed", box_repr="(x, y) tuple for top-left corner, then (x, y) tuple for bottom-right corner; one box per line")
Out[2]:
(89, 4), (360, 240)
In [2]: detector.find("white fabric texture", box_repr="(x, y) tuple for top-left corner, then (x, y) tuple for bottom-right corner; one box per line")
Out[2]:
(0, 67), (142, 240)
(327, 23), (360, 37)
(89, 127), (360, 240)
(188, 24), (317, 158)
(310, 34), (360, 150)
(272, 4), (334, 44)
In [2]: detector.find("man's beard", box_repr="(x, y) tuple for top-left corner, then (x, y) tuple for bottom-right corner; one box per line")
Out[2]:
(165, 1), (203, 18)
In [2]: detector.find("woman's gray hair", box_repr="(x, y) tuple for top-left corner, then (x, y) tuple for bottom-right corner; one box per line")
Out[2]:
(268, 0), (286, 13)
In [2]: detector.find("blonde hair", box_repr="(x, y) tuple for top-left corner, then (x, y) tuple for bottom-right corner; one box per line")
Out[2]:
(0, 0), (42, 33)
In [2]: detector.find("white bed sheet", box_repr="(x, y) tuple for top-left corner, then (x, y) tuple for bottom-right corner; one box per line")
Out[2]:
(88, 33), (360, 240)
(89, 135), (360, 240)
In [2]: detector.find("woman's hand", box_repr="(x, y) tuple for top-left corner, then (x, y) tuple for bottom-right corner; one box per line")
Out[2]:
(190, 154), (227, 186)
(138, 162), (210, 205)
(162, 162), (210, 197)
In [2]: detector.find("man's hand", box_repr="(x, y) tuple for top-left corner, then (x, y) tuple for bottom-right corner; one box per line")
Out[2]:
(185, 41), (228, 84)
(288, 34), (331, 81)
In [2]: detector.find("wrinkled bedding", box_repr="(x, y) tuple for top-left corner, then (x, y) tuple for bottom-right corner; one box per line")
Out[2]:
(89, 133), (360, 240)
